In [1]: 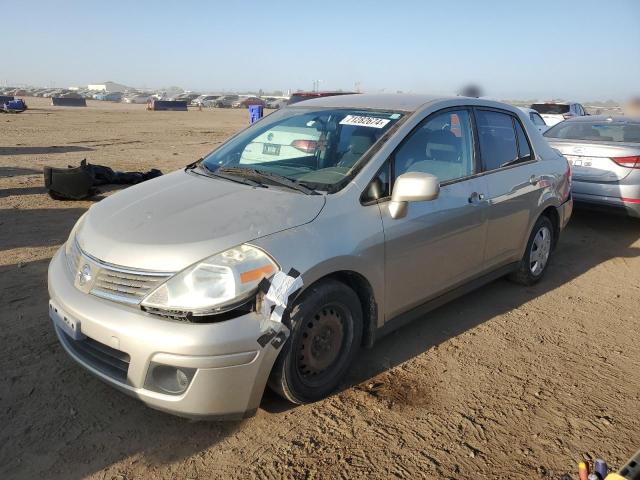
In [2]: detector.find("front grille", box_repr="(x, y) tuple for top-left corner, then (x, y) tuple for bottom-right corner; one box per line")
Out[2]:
(59, 330), (130, 383)
(91, 268), (170, 305)
(69, 239), (173, 306)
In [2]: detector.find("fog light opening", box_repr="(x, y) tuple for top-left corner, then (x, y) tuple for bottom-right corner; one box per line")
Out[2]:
(145, 363), (196, 395)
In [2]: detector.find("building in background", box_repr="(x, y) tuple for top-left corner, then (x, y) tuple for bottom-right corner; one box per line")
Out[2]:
(87, 81), (128, 92)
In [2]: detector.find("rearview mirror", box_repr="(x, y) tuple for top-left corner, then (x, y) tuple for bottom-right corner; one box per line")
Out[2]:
(388, 172), (439, 219)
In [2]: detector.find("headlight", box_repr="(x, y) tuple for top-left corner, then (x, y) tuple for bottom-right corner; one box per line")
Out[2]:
(64, 212), (88, 270)
(141, 245), (278, 316)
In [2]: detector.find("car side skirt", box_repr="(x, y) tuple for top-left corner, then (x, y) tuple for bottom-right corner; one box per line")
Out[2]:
(374, 261), (520, 342)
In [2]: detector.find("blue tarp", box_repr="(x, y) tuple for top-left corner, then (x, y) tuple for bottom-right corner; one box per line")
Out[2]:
(2, 99), (27, 112)
(51, 97), (87, 107)
(150, 100), (187, 111)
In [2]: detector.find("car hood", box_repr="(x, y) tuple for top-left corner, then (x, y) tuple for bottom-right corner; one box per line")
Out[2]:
(76, 169), (326, 272)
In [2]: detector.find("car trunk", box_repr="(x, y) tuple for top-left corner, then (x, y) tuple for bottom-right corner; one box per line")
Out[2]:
(547, 139), (640, 182)
(241, 126), (321, 163)
(540, 114), (566, 127)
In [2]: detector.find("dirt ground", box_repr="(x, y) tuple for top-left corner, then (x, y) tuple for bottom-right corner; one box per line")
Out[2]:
(1, 98), (639, 480)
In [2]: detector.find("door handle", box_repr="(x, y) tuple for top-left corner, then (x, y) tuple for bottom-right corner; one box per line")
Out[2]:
(468, 192), (485, 203)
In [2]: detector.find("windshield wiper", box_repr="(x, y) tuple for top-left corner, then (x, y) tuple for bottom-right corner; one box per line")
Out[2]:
(217, 167), (319, 195)
(190, 162), (265, 187)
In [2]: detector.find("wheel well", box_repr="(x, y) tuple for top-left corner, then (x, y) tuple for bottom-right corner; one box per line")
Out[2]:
(317, 271), (377, 348)
(541, 206), (560, 250)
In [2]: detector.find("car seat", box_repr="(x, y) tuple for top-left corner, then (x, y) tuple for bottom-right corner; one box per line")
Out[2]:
(408, 129), (466, 181)
(338, 128), (376, 168)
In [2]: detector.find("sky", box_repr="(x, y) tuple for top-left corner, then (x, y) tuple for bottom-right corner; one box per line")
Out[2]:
(2, 0), (639, 101)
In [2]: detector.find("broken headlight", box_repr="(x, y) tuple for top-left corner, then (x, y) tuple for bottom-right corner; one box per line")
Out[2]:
(140, 245), (278, 316)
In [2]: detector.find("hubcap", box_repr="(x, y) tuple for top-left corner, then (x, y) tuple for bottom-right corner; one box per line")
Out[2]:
(297, 305), (346, 378)
(529, 226), (551, 276)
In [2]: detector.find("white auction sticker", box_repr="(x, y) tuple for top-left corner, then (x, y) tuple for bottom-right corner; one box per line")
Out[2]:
(339, 115), (391, 129)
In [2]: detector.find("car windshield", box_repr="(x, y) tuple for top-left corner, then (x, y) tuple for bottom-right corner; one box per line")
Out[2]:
(544, 120), (640, 143)
(201, 107), (403, 191)
(531, 104), (570, 114)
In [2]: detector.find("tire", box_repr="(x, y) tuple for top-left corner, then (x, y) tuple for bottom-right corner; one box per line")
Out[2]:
(508, 215), (554, 286)
(268, 279), (363, 404)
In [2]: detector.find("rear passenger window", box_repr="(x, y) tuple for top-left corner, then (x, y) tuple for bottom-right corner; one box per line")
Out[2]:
(394, 109), (475, 183)
(514, 120), (532, 159)
(475, 110), (518, 170)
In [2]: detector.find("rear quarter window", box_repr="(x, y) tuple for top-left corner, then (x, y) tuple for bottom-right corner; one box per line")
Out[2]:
(514, 120), (532, 159)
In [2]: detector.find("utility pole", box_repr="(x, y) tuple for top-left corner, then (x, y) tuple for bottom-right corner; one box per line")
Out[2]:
(355, 81), (361, 93)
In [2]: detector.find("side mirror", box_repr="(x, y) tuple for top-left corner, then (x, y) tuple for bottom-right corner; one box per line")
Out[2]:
(388, 172), (439, 219)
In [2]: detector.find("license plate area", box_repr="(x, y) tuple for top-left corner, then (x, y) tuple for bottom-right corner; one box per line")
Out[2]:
(262, 143), (281, 155)
(565, 155), (594, 167)
(49, 301), (85, 340)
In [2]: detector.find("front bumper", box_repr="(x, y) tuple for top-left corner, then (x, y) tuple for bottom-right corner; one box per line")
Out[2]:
(48, 247), (287, 419)
(573, 179), (640, 218)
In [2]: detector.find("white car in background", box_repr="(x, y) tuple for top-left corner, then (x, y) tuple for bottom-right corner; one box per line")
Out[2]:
(530, 101), (588, 127)
(518, 107), (549, 133)
(124, 94), (151, 104)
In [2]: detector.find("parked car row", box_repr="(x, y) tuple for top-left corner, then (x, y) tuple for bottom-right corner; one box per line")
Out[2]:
(0, 86), (368, 110)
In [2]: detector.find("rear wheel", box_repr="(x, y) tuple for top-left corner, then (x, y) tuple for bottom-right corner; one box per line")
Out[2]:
(509, 215), (554, 286)
(268, 279), (362, 404)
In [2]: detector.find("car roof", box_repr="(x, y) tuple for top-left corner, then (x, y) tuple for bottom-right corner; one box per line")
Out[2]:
(518, 107), (539, 114)
(288, 93), (463, 112)
(560, 115), (640, 123)
(287, 93), (523, 114)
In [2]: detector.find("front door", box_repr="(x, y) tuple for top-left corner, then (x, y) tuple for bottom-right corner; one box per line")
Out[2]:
(380, 108), (489, 319)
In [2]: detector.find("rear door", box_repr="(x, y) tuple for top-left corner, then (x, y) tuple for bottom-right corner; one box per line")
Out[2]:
(380, 108), (489, 319)
(474, 108), (545, 269)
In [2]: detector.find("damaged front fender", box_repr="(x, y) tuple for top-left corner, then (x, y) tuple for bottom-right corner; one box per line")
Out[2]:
(244, 268), (303, 414)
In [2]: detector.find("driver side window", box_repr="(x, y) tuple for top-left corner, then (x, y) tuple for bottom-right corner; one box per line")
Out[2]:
(394, 109), (475, 183)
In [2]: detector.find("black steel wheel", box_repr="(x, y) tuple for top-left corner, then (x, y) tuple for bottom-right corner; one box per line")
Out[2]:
(268, 279), (363, 404)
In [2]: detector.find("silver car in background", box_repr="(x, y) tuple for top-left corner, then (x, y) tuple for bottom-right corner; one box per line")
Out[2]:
(544, 116), (640, 217)
(48, 94), (572, 419)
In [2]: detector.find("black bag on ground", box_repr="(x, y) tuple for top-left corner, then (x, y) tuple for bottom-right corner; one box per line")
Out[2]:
(44, 159), (163, 200)
(43, 164), (96, 200)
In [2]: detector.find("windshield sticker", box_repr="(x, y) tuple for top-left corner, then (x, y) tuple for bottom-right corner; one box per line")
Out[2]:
(339, 115), (391, 129)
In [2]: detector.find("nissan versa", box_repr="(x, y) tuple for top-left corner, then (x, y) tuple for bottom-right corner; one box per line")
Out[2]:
(48, 94), (573, 419)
